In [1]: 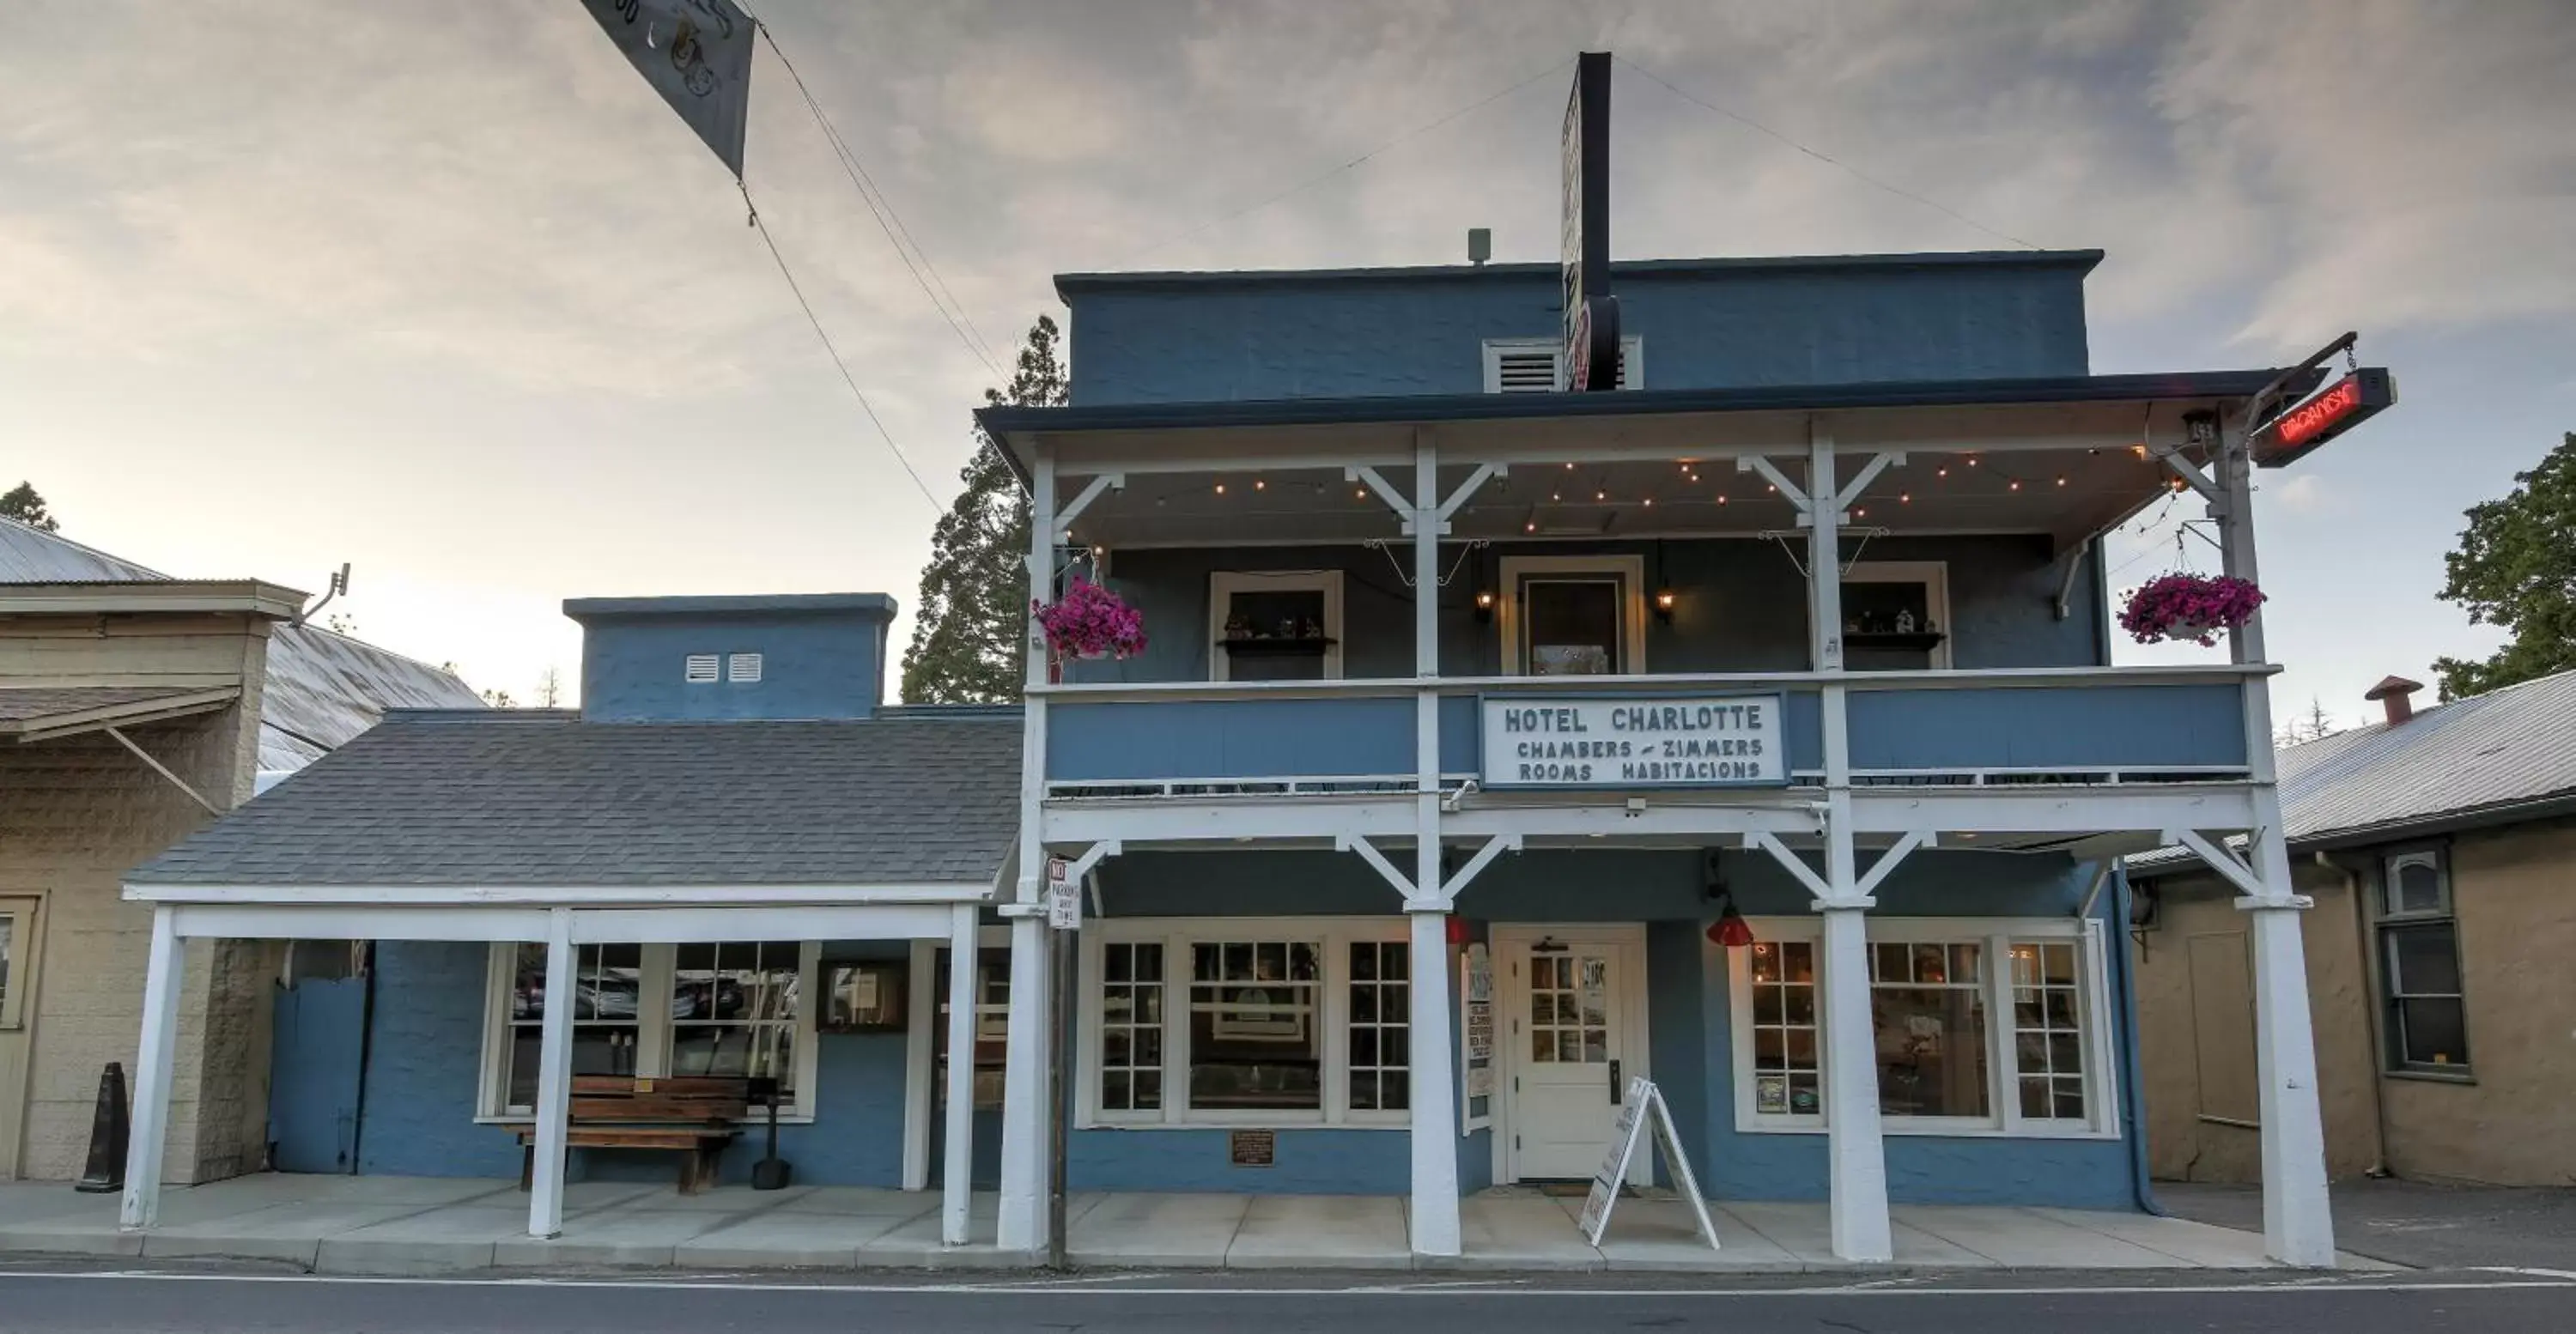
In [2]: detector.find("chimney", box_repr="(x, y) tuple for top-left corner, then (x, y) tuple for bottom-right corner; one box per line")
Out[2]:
(2364, 675), (2424, 726)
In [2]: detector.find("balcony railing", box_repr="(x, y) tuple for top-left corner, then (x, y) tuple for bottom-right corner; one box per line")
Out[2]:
(1039, 665), (2263, 798)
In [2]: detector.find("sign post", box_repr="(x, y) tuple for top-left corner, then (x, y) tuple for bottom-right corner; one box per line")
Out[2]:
(1561, 52), (1619, 391)
(1576, 1076), (1722, 1252)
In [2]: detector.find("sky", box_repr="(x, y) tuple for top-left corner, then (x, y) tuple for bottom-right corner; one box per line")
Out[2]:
(3, 0), (2568, 729)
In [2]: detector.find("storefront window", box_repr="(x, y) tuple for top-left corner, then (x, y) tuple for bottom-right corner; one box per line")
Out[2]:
(505, 943), (644, 1112)
(1870, 942), (1990, 1119)
(1100, 943), (1164, 1112)
(1746, 941), (1820, 1117)
(935, 947), (1012, 1111)
(2013, 941), (2087, 1120)
(1188, 941), (1321, 1112)
(669, 941), (800, 1104)
(1346, 942), (1409, 1112)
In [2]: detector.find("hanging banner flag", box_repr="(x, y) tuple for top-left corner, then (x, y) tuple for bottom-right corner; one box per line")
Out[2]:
(578, 0), (756, 179)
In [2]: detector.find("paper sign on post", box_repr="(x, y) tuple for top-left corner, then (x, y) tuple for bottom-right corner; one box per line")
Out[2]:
(1576, 1076), (1722, 1252)
(1045, 855), (1079, 930)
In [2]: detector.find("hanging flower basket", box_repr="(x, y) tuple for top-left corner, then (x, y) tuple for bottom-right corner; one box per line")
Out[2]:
(2118, 573), (2264, 646)
(1034, 576), (1147, 661)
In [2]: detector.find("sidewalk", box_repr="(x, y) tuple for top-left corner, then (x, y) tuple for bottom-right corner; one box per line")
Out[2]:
(0, 1173), (2351, 1276)
(2160, 1179), (2576, 1272)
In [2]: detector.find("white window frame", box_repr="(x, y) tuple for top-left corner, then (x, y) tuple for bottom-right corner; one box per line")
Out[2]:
(477, 941), (823, 1123)
(1498, 554), (1648, 676)
(1842, 561), (1953, 670)
(1209, 570), (1345, 682)
(1078, 917), (1412, 1131)
(1726, 916), (2117, 1140)
(1479, 337), (1643, 392)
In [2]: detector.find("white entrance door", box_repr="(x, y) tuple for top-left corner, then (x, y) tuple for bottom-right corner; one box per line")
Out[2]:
(1500, 929), (1645, 1182)
(0, 896), (41, 1179)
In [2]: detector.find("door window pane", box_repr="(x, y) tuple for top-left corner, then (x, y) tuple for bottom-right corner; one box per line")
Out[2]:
(1871, 939), (1989, 1119)
(1528, 952), (1609, 1065)
(1188, 940), (1321, 1111)
(1522, 577), (1624, 675)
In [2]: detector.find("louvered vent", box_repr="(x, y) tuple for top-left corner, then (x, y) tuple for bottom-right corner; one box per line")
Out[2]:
(683, 653), (720, 683)
(1483, 337), (1640, 392)
(1495, 349), (1561, 393)
(727, 652), (763, 683)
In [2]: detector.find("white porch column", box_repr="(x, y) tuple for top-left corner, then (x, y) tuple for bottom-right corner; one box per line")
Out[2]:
(1817, 685), (1892, 1262)
(1807, 425), (1844, 672)
(527, 907), (577, 1240)
(117, 907), (185, 1231)
(2213, 415), (2336, 1266)
(942, 902), (979, 1246)
(1405, 432), (1463, 1257)
(999, 445), (1057, 1255)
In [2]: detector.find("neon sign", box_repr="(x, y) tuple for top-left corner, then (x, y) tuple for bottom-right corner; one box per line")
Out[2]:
(2253, 368), (2396, 468)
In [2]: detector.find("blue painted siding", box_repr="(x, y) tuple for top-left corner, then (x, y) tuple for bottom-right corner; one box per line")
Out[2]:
(358, 941), (524, 1179)
(567, 597), (894, 723)
(1048, 696), (1416, 782)
(1072, 1130), (1409, 1194)
(1063, 256), (2096, 406)
(269, 977), (367, 1173)
(1072, 535), (2104, 688)
(1846, 682), (2248, 771)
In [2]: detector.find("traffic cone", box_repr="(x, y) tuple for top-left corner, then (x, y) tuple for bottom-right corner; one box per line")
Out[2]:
(72, 1063), (130, 1193)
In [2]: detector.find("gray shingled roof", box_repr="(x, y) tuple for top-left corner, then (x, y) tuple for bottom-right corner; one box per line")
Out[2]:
(131, 708), (1023, 888)
(2133, 668), (2576, 870)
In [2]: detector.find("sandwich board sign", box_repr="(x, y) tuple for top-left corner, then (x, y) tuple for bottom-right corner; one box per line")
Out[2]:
(1576, 1076), (1720, 1252)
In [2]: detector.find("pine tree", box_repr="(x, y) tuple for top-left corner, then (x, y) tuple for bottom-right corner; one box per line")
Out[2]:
(1, 482), (58, 532)
(2432, 432), (2576, 700)
(899, 316), (1065, 704)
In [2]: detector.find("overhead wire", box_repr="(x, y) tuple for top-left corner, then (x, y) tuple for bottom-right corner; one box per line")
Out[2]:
(1614, 54), (2042, 252)
(756, 19), (1005, 378)
(1116, 57), (1576, 268)
(740, 184), (942, 512)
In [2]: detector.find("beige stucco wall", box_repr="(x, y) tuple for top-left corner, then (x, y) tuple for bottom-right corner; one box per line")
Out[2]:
(2134, 817), (2576, 1187)
(2130, 858), (2382, 1184)
(1, 610), (279, 1184)
(2374, 819), (2576, 1186)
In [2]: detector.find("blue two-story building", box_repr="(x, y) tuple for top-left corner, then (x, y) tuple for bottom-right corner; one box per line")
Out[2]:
(112, 247), (2344, 1269)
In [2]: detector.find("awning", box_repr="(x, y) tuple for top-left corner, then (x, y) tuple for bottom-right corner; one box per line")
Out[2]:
(0, 685), (241, 744)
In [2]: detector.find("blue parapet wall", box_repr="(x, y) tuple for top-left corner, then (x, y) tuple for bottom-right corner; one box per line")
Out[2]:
(564, 593), (896, 723)
(1060, 253), (2099, 406)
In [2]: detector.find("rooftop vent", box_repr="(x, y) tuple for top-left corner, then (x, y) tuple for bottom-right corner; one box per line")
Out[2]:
(2364, 674), (2423, 726)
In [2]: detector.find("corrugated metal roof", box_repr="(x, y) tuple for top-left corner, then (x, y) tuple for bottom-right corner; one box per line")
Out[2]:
(131, 709), (1021, 888)
(0, 518), (481, 770)
(2133, 668), (2576, 869)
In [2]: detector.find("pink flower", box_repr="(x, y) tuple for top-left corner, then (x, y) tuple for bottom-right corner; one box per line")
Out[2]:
(1033, 577), (1149, 660)
(2117, 573), (2264, 646)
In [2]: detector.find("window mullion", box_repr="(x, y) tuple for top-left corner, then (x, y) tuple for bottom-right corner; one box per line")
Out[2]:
(1989, 932), (2020, 1134)
(636, 943), (675, 1077)
(1163, 931), (1186, 1126)
(1321, 931), (1349, 1125)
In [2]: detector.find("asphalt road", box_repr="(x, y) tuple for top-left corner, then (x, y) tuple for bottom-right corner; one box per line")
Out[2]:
(0, 1267), (2571, 1333)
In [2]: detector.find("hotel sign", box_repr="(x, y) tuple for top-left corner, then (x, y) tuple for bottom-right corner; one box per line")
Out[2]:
(1480, 694), (1788, 789)
(2252, 368), (2396, 468)
(1561, 52), (1619, 391)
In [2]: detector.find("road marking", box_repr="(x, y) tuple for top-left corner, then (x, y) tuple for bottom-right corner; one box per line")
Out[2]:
(2474, 1266), (2576, 1280)
(0, 1269), (2570, 1299)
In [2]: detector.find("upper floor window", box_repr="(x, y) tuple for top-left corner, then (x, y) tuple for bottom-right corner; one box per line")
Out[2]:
(1481, 337), (1642, 392)
(1210, 571), (1344, 682)
(1498, 555), (1645, 676)
(2378, 848), (2470, 1075)
(1842, 562), (1953, 670)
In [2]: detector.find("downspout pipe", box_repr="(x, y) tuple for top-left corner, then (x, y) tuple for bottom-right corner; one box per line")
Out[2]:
(2110, 866), (2166, 1216)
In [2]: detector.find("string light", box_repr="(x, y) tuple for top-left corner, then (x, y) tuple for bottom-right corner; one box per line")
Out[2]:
(1642, 497), (1654, 507)
(1899, 492), (1911, 503)
(2008, 478), (2021, 491)
(1936, 467), (1949, 478)
(1717, 494), (1729, 505)
(1595, 490), (1607, 501)
(1214, 482), (1226, 494)
(1552, 492), (1563, 501)
(1967, 457), (1980, 468)
(2055, 476), (2068, 487)
(1524, 521), (1536, 533)
(1255, 478), (1267, 491)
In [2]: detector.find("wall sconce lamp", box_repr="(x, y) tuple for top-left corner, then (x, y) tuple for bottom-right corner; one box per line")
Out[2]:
(1473, 589), (1497, 622)
(1653, 588), (1678, 624)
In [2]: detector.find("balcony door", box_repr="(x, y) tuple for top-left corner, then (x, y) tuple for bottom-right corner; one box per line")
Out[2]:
(1498, 555), (1646, 676)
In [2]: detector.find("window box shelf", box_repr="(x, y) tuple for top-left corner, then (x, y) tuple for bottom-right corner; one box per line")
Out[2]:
(1845, 631), (1947, 652)
(1218, 637), (1339, 657)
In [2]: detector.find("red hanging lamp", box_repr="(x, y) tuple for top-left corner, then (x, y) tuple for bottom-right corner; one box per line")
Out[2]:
(1706, 890), (1757, 949)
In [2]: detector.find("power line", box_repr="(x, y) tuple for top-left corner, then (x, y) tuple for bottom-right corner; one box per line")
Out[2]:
(1118, 58), (1575, 268)
(756, 19), (1005, 378)
(1615, 55), (2042, 252)
(741, 185), (942, 512)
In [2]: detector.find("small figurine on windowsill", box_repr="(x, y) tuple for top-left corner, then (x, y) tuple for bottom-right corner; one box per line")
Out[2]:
(1297, 615), (1323, 640)
(1224, 613), (1253, 640)
(1894, 609), (1917, 634)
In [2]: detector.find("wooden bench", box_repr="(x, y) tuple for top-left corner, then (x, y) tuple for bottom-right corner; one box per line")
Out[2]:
(508, 1076), (750, 1195)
